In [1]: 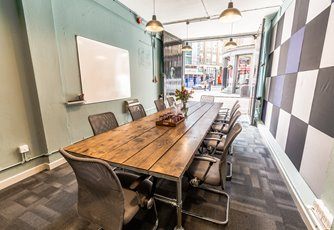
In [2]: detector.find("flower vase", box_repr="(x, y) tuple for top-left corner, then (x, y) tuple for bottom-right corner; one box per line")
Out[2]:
(182, 101), (188, 117)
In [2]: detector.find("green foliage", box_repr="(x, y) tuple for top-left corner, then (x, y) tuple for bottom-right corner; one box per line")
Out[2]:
(175, 85), (194, 102)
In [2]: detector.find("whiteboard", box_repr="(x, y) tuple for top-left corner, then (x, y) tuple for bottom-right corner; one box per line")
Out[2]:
(76, 36), (131, 104)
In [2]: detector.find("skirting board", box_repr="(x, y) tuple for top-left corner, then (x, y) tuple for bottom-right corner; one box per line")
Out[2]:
(257, 122), (317, 230)
(0, 157), (66, 190)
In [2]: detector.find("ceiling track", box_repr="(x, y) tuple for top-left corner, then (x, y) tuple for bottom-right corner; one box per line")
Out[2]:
(163, 5), (280, 25)
(183, 32), (257, 42)
(200, 0), (210, 17)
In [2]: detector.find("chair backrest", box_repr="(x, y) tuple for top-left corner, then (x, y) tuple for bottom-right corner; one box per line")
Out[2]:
(222, 122), (242, 157)
(229, 103), (240, 119)
(59, 149), (124, 229)
(128, 104), (147, 121)
(227, 110), (241, 128)
(219, 123), (242, 188)
(88, 112), (119, 135)
(200, 95), (215, 103)
(154, 99), (166, 112)
(230, 100), (239, 113)
(166, 97), (176, 107)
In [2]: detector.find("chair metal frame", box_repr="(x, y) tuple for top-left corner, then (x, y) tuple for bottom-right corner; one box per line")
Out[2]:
(184, 123), (242, 225)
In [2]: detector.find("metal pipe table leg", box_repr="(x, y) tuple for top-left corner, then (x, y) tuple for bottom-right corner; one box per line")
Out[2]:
(174, 178), (184, 230)
(226, 160), (232, 181)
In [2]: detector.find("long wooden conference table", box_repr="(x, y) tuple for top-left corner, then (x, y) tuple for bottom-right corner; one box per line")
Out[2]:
(65, 101), (222, 230)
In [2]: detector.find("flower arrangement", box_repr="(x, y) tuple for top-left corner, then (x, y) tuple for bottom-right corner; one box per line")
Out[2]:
(175, 86), (193, 116)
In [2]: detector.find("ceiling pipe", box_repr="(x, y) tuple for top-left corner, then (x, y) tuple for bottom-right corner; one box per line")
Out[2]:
(182, 32), (257, 42)
(163, 5), (280, 25)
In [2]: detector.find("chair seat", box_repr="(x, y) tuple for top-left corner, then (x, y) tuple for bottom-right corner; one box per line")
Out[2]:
(188, 157), (221, 186)
(212, 123), (229, 133)
(123, 189), (140, 224)
(116, 172), (153, 224)
(204, 134), (226, 151)
(116, 171), (152, 195)
(216, 115), (226, 120)
(212, 123), (223, 131)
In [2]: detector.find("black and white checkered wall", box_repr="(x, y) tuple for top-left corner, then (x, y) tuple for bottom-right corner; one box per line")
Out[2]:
(262, 0), (334, 197)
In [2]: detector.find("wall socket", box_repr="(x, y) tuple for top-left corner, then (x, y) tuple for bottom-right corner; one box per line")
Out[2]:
(18, 144), (29, 154)
(310, 199), (333, 230)
(18, 144), (31, 161)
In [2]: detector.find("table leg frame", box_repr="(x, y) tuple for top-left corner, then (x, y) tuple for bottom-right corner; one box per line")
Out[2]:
(174, 178), (184, 230)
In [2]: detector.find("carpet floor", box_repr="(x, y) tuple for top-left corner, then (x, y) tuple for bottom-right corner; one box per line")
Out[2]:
(0, 119), (307, 230)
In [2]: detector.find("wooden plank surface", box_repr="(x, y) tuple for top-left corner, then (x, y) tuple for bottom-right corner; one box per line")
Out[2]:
(149, 103), (222, 180)
(64, 102), (222, 180)
(65, 101), (200, 156)
(124, 103), (213, 170)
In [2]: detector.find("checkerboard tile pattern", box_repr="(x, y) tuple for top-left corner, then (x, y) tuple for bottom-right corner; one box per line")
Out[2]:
(262, 0), (334, 197)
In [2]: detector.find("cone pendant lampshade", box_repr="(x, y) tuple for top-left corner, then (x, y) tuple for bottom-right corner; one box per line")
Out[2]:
(225, 38), (237, 49)
(182, 42), (192, 52)
(146, 15), (164, 32)
(146, 0), (164, 32)
(219, 1), (242, 23)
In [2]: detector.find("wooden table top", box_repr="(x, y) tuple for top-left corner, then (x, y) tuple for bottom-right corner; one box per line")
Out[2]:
(65, 101), (222, 181)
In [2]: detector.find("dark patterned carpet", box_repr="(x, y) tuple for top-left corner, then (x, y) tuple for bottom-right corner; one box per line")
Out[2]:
(0, 118), (307, 230)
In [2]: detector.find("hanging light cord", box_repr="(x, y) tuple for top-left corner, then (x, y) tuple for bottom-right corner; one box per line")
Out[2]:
(186, 21), (189, 39)
(231, 23), (233, 36)
(153, 0), (156, 15)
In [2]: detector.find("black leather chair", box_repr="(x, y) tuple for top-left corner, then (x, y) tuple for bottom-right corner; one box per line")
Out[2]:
(217, 100), (239, 121)
(185, 123), (242, 225)
(211, 110), (241, 134)
(88, 112), (119, 135)
(200, 95), (215, 103)
(203, 121), (242, 180)
(59, 149), (158, 230)
(128, 104), (147, 121)
(217, 103), (240, 122)
(166, 97), (176, 107)
(154, 99), (166, 112)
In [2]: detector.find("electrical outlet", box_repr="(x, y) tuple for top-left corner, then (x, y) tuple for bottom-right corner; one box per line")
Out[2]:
(18, 144), (29, 154)
(310, 199), (333, 230)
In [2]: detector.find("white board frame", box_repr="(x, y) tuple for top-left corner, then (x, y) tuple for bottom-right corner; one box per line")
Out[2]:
(76, 36), (131, 104)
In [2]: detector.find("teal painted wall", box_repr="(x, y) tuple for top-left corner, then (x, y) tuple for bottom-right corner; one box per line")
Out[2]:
(0, 0), (162, 181)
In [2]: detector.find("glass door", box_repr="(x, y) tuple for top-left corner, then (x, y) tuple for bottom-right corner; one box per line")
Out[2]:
(162, 31), (183, 97)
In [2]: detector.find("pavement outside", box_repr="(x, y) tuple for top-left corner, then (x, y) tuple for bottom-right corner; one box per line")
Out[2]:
(188, 86), (251, 115)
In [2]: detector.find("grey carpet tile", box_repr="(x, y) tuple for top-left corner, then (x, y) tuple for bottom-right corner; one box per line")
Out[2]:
(0, 119), (306, 230)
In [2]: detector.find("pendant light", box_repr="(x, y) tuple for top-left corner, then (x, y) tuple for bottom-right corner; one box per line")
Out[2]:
(182, 21), (192, 52)
(219, 0), (242, 23)
(146, 0), (164, 33)
(225, 38), (237, 49)
(225, 23), (237, 49)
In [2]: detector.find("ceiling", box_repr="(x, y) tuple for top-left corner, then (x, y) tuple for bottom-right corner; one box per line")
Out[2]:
(118, 0), (283, 40)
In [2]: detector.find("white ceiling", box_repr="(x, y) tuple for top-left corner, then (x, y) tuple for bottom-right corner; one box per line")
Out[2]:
(118, 0), (283, 40)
